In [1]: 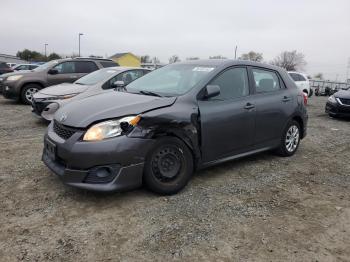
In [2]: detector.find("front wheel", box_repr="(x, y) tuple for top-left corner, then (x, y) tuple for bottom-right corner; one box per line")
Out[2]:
(21, 84), (40, 105)
(275, 120), (301, 157)
(143, 137), (193, 195)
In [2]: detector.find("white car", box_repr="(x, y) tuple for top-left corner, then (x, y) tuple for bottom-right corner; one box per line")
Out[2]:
(288, 71), (312, 97)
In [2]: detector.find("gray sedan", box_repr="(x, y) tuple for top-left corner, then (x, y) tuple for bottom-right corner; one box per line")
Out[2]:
(32, 67), (150, 121)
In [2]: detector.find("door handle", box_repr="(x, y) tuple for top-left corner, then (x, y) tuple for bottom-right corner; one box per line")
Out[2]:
(70, 75), (78, 78)
(244, 103), (255, 110)
(282, 96), (291, 102)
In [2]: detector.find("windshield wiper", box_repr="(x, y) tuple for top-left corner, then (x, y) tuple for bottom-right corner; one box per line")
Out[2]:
(139, 90), (163, 97)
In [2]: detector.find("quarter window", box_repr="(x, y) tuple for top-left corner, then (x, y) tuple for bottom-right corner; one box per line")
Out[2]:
(209, 67), (249, 100)
(253, 69), (281, 93)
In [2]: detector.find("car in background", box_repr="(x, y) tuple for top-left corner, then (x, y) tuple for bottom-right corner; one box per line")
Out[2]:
(6, 63), (17, 68)
(12, 64), (39, 71)
(0, 62), (13, 75)
(288, 71), (312, 97)
(42, 60), (308, 195)
(32, 67), (150, 121)
(325, 89), (350, 118)
(1, 57), (119, 104)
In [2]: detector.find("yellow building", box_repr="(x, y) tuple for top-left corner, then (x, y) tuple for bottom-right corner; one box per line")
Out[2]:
(109, 52), (141, 67)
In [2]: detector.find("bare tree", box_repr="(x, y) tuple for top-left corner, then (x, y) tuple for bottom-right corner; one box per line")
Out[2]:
(186, 57), (200, 60)
(141, 55), (151, 63)
(169, 55), (181, 63)
(209, 55), (227, 59)
(239, 51), (263, 62)
(152, 56), (160, 64)
(271, 50), (306, 71)
(314, 73), (323, 80)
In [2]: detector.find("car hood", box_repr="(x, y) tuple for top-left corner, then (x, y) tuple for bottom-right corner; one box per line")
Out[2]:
(38, 83), (89, 96)
(1, 70), (34, 78)
(334, 90), (350, 99)
(54, 91), (177, 128)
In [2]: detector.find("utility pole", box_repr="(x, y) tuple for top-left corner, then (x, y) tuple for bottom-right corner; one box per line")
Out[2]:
(234, 46), (238, 59)
(78, 33), (84, 57)
(346, 57), (350, 84)
(44, 43), (48, 61)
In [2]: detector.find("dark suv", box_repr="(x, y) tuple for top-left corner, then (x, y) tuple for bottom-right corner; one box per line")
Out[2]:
(0, 62), (13, 75)
(1, 58), (118, 104)
(43, 60), (308, 195)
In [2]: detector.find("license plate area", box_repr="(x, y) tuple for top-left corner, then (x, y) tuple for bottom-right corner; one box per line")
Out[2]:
(45, 139), (56, 161)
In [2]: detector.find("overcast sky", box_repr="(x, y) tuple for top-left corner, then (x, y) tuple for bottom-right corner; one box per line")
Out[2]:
(1, 0), (349, 80)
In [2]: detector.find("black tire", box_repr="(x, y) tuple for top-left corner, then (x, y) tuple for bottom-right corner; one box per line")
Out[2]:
(275, 120), (301, 157)
(143, 137), (194, 195)
(309, 88), (313, 97)
(21, 84), (40, 105)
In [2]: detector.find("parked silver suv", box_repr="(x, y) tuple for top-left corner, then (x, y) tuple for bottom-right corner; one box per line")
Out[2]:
(1, 57), (118, 104)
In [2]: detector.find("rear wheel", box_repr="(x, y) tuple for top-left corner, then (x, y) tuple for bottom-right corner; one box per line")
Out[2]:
(143, 137), (193, 195)
(21, 84), (40, 104)
(275, 120), (301, 157)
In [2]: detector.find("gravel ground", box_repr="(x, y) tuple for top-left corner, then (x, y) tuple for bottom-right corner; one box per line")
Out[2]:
(0, 96), (349, 261)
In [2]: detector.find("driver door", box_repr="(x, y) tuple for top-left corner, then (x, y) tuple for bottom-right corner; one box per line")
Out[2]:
(198, 67), (256, 163)
(47, 61), (78, 86)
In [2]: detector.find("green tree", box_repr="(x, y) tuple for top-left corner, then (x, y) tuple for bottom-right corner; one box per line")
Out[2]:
(16, 49), (45, 61)
(47, 53), (61, 61)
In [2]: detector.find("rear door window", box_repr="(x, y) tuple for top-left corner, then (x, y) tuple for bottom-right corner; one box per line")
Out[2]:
(252, 68), (281, 93)
(75, 61), (98, 73)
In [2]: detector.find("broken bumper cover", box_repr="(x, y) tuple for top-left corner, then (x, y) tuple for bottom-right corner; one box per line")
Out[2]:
(42, 122), (155, 192)
(32, 99), (59, 121)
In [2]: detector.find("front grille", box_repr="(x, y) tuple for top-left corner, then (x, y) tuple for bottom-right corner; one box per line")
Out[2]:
(53, 121), (76, 140)
(32, 101), (48, 114)
(339, 98), (350, 105)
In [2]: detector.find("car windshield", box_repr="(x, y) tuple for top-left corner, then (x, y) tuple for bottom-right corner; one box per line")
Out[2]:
(126, 63), (216, 96)
(75, 68), (120, 85)
(33, 60), (59, 72)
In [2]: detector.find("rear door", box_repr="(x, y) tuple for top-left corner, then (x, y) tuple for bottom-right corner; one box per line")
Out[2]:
(250, 67), (293, 145)
(74, 61), (99, 80)
(198, 67), (256, 162)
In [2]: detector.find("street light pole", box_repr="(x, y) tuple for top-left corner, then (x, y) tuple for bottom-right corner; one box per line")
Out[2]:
(234, 45), (238, 59)
(44, 43), (48, 60)
(78, 33), (84, 57)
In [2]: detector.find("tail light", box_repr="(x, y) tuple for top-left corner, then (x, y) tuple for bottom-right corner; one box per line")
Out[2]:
(302, 92), (308, 105)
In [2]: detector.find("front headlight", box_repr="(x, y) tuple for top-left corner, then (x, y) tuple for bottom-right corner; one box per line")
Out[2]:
(83, 115), (141, 141)
(7, 75), (23, 81)
(58, 93), (79, 100)
(328, 95), (337, 104)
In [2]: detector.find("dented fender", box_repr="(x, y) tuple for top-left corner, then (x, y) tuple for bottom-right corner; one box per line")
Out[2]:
(128, 102), (202, 164)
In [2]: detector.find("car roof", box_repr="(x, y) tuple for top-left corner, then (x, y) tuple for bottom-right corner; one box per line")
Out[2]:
(99, 66), (150, 72)
(177, 59), (284, 71)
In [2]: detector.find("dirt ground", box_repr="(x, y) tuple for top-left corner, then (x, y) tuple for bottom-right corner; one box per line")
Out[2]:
(0, 95), (349, 262)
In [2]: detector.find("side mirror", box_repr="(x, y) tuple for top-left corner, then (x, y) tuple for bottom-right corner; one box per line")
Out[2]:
(204, 85), (220, 99)
(112, 80), (125, 88)
(48, 68), (59, 75)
